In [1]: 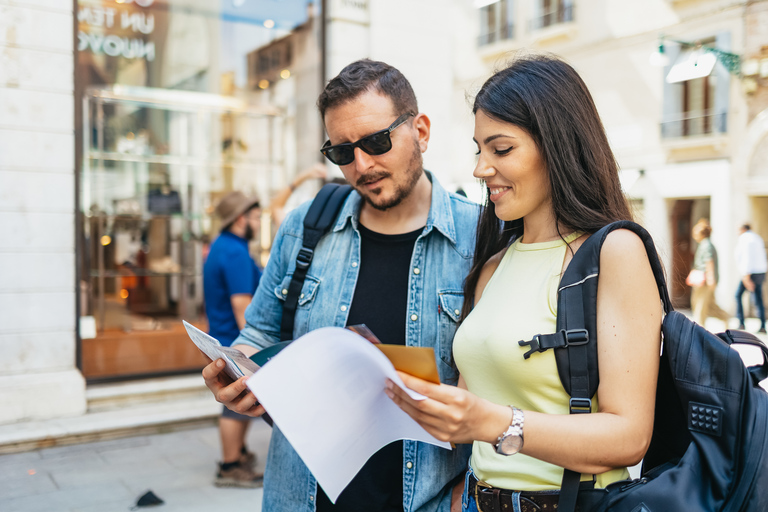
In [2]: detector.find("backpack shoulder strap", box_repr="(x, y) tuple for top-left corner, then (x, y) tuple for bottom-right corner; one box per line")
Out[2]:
(279, 183), (353, 341)
(543, 220), (672, 512)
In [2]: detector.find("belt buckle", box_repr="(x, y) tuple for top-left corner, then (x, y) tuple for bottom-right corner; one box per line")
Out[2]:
(474, 479), (492, 512)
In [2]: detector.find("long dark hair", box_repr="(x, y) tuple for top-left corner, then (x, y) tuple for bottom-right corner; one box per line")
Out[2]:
(461, 54), (633, 319)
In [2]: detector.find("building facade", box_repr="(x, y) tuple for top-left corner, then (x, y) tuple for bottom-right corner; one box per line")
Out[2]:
(463, 0), (768, 315)
(2, 0), (767, 443)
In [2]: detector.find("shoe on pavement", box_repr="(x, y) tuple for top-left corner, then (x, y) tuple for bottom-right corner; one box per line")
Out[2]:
(758, 328), (767, 334)
(739, 324), (747, 330)
(240, 450), (257, 468)
(215, 462), (264, 488)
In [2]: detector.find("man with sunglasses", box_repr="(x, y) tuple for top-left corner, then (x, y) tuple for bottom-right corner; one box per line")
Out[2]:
(202, 59), (478, 512)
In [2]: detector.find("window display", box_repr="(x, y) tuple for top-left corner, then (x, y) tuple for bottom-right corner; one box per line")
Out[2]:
(76, 0), (315, 380)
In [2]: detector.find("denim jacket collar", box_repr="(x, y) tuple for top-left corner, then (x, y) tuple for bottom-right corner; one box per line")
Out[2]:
(332, 171), (458, 245)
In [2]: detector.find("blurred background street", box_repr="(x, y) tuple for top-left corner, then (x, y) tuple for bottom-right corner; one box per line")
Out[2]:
(0, 419), (271, 512)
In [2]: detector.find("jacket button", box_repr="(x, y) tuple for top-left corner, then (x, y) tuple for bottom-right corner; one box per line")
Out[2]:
(454, 309), (461, 316)
(310, 496), (314, 502)
(406, 461), (413, 469)
(413, 268), (420, 274)
(300, 293), (305, 299)
(341, 305), (347, 312)
(352, 262), (358, 267)
(281, 289), (288, 295)
(411, 314), (418, 321)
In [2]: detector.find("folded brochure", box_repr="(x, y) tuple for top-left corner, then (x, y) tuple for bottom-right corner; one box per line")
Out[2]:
(183, 321), (440, 385)
(249, 324), (441, 384)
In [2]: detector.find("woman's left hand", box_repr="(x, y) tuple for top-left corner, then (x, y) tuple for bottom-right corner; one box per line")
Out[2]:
(385, 371), (507, 444)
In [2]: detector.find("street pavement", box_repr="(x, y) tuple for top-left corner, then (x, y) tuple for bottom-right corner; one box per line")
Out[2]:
(0, 419), (272, 512)
(0, 315), (765, 512)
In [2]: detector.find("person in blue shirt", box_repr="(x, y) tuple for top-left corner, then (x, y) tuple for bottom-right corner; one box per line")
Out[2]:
(201, 59), (479, 511)
(203, 190), (263, 488)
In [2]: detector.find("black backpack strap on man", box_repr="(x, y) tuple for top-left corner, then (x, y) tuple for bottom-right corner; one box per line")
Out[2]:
(279, 182), (353, 342)
(519, 220), (768, 512)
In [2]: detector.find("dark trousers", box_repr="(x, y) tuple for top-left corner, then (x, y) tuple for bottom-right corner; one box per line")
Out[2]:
(735, 273), (766, 329)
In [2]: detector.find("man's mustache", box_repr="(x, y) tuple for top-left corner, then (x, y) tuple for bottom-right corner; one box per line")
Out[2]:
(356, 172), (391, 188)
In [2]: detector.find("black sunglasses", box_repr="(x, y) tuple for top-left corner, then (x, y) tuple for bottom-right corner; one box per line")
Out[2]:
(320, 113), (414, 166)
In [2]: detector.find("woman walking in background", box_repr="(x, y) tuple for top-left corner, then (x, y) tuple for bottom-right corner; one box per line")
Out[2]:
(688, 219), (730, 329)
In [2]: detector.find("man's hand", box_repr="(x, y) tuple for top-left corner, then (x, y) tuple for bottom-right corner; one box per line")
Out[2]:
(744, 275), (756, 292)
(202, 358), (265, 417)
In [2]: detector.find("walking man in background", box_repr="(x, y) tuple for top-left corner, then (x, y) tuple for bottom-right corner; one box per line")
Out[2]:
(202, 59), (478, 511)
(203, 191), (264, 487)
(735, 223), (768, 333)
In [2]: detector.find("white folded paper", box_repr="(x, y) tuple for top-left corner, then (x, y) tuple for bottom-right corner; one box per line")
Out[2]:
(245, 327), (451, 503)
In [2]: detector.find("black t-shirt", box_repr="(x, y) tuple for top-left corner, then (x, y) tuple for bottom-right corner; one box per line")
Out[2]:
(315, 223), (422, 512)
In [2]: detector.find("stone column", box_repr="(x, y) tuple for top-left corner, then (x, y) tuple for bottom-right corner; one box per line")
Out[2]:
(0, 0), (86, 424)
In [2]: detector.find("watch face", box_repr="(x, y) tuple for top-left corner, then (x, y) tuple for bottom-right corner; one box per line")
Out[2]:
(499, 434), (523, 455)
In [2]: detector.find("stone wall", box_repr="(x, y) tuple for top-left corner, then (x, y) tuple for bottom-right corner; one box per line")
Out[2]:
(0, 0), (85, 424)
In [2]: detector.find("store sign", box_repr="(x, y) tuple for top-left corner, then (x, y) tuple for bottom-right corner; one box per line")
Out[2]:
(77, 0), (156, 61)
(330, 0), (369, 24)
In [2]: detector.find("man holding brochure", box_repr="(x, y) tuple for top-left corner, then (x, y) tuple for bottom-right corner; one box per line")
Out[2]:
(202, 59), (478, 511)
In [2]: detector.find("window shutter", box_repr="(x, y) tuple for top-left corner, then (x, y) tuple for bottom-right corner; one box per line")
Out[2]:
(713, 31), (732, 134)
(661, 42), (683, 138)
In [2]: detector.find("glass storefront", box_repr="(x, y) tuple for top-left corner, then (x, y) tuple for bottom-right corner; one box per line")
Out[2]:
(76, 0), (320, 380)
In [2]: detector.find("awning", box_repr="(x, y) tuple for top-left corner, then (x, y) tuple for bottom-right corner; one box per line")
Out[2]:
(666, 48), (717, 83)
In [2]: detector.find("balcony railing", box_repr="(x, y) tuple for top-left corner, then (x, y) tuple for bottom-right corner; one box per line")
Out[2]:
(660, 111), (727, 139)
(529, 4), (574, 31)
(478, 24), (515, 46)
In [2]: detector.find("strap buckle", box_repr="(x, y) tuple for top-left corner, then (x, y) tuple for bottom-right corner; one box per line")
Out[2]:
(295, 247), (314, 269)
(518, 329), (590, 359)
(563, 328), (589, 347)
(569, 397), (592, 414)
(518, 334), (542, 359)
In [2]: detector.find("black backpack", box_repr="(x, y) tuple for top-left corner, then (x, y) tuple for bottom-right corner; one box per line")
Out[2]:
(279, 182), (353, 342)
(519, 220), (768, 512)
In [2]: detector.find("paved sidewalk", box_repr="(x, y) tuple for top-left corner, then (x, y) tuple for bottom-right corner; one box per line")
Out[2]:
(0, 313), (765, 512)
(0, 420), (271, 512)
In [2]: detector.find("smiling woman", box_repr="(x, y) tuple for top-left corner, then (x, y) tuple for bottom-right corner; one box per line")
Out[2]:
(385, 54), (663, 512)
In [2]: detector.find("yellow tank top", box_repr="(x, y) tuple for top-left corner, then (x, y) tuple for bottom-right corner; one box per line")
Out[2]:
(453, 233), (629, 491)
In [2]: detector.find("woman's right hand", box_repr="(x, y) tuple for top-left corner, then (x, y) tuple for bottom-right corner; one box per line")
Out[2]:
(386, 371), (511, 445)
(202, 359), (265, 417)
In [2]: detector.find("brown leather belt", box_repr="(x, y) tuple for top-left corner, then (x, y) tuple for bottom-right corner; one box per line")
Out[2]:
(468, 473), (564, 512)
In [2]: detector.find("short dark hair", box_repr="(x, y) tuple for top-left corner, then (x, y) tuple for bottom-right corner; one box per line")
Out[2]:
(317, 59), (418, 120)
(462, 53), (633, 319)
(743, 223), (752, 231)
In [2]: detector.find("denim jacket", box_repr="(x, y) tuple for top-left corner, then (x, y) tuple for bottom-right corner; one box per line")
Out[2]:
(235, 172), (478, 512)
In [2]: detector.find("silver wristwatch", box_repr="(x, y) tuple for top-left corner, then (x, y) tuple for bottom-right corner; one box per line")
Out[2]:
(495, 406), (524, 455)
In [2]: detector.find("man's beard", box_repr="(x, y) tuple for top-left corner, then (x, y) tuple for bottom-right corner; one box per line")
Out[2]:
(356, 140), (424, 212)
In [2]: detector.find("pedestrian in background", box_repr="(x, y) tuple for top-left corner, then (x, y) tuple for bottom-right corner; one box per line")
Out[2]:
(735, 223), (768, 333)
(203, 191), (263, 487)
(386, 54), (662, 511)
(688, 219), (730, 329)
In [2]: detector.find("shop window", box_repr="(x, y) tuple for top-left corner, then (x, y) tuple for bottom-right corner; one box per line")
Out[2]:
(661, 35), (730, 139)
(479, 0), (515, 46)
(75, 0), (313, 381)
(530, 0), (574, 30)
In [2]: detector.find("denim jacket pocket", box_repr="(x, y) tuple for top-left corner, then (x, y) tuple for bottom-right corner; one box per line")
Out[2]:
(273, 274), (321, 307)
(437, 291), (464, 368)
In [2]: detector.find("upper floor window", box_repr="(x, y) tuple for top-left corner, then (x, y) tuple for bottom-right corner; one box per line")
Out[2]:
(531, 0), (574, 30)
(661, 37), (730, 139)
(479, 0), (514, 46)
